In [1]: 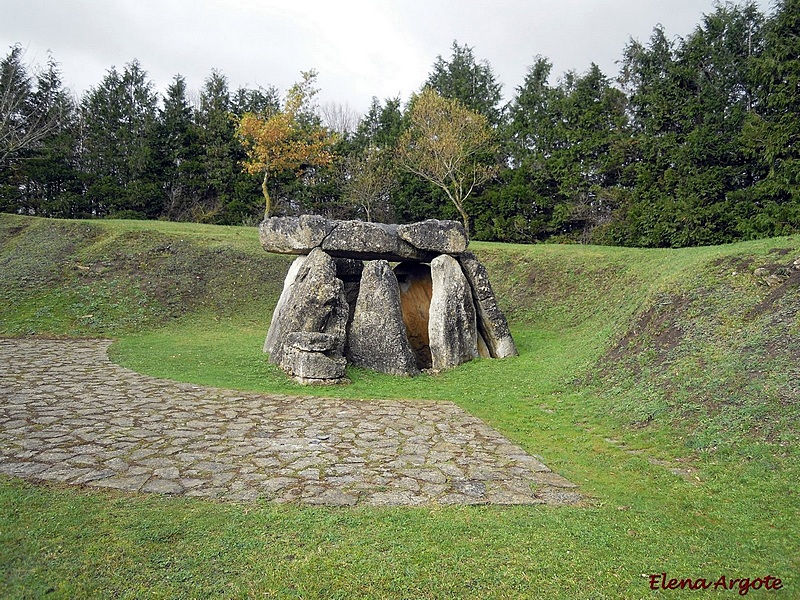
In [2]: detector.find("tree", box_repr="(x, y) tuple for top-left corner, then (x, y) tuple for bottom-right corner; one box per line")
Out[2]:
(320, 101), (360, 138)
(235, 70), (336, 217)
(741, 0), (800, 236)
(614, 3), (768, 246)
(194, 70), (240, 221)
(341, 147), (395, 221)
(0, 45), (67, 167)
(396, 88), (496, 236)
(156, 74), (205, 220)
(503, 60), (630, 243)
(0, 46), (78, 216)
(426, 41), (504, 126)
(79, 60), (160, 217)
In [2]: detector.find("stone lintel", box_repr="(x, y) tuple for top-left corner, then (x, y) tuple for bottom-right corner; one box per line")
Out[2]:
(259, 216), (467, 262)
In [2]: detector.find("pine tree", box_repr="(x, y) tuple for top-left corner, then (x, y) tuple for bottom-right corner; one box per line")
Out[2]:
(426, 41), (504, 126)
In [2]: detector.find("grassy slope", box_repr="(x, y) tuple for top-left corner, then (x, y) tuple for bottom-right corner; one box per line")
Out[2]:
(1, 213), (798, 599)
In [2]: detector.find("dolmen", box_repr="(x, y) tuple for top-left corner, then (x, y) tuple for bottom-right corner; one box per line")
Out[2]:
(261, 215), (517, 384)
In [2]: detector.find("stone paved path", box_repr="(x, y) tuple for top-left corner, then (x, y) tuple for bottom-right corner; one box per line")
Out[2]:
(0, 338), (580, 506)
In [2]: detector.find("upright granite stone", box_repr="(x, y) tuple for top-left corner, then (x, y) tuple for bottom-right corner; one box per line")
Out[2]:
(459, 251), (519, 359)
(264, 254), (307, 354)
(266, 248), (349, 383)
(428, 254), (478, 371)
(397, 219), (468, 255)
(348, 260), (419, 376)
(394, 262), (433, 369)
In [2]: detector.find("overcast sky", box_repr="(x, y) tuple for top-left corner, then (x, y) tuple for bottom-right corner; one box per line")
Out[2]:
(2, 0), (773, 115)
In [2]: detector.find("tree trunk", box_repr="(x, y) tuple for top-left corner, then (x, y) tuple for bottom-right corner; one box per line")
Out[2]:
(455, 199), (470, 239)
(262, 170), (272, 218)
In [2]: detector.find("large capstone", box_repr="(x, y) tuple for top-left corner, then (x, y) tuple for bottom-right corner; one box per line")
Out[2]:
(321, 220), (432, 261)
(397, 219), (468, 255)
(259, 214), (334, 255)
(258, 216), (469, 262)
(347, 260), (420, 376)
(428, 254), (478, 371)
(459, 251), (519, 358)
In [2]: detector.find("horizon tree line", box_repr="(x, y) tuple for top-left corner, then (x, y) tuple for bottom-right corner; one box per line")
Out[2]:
(1, 0), (797, 248)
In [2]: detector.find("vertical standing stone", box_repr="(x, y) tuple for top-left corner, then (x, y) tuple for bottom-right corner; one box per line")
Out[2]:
(266, 248), (349, 370)
(264, 254), (307, 354)
(428, 254), (478, 371)
(348, 260), (420, 376)
(459, 251), (518, 358)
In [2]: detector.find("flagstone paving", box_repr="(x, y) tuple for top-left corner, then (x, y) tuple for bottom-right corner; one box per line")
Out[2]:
(0, 338), (581, 506)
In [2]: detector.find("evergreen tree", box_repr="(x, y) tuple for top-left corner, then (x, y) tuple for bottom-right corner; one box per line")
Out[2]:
(741, 0), (800, 236)
(79, 60), (160, 218)
(195, 70), (251, 223)
(19, 56), (81, 217)
(501, 60), (629, 242)
(156, 75), (205, 220)
(613, 3), (768, 246)
(426, 41), (504, 126)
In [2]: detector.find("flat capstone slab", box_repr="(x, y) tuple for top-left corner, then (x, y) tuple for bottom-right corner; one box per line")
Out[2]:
(0, 339), (581, 506)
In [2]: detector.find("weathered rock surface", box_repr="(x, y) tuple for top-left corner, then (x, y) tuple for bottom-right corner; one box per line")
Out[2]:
(395, 262), (433, 369)
(259, 216), (471, 262)
(259, 214), (334, 255)
(428, 254), (478, 371)
(348, 260), (420, 376)
(285, 331), (339, 352)
(261, 217), (518, 382)
(397, 219), (468, 255)
(264, 254), (307, 354)
(281, 346), (347, 384)
(265, 248), (349, 383)
(459, 251), (519, 358)
(321, 220), (432, 261)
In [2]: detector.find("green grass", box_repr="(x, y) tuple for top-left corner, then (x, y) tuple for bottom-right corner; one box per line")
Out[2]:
(1, 213), (798, 598)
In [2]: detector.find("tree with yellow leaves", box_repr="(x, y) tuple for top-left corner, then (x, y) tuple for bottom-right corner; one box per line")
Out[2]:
(396, 87), (497, 237)
(235, 70), (335, 217)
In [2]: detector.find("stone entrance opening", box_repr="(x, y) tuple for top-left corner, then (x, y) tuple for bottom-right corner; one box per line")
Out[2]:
(394, 261), (433, 370)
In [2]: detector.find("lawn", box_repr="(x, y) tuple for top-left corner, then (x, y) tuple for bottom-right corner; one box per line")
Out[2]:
(1, 213), (798, 598)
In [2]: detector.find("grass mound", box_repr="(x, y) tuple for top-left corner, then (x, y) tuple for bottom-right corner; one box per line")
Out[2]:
(1, 213), (798, 598)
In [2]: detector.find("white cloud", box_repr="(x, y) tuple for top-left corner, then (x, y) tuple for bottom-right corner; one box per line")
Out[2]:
(0, 0), (773, 113)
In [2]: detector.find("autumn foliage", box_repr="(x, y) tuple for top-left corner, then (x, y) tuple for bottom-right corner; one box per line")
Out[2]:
(235, 71), (335, 217)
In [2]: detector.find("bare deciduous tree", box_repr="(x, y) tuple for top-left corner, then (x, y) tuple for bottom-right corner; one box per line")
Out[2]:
(0, 45), (67, 165)
(342, 147), (395, 222)
(396, 88), (496, 236)
(320, 101), (360, 137)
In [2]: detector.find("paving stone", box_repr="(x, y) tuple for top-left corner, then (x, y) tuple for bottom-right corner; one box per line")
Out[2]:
(305, 489), (359, 506)
(0, 338), (581, 507)
(142, 479), (183, 495)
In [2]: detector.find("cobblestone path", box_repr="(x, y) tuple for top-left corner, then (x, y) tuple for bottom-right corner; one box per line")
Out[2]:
(0, 338), (580, 506)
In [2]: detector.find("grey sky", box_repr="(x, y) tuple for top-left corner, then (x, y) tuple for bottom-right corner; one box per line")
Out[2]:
(2, 0), (773, 114)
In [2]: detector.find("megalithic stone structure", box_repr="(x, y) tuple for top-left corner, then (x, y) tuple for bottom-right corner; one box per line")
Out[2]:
(260, 216), (518, 384)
